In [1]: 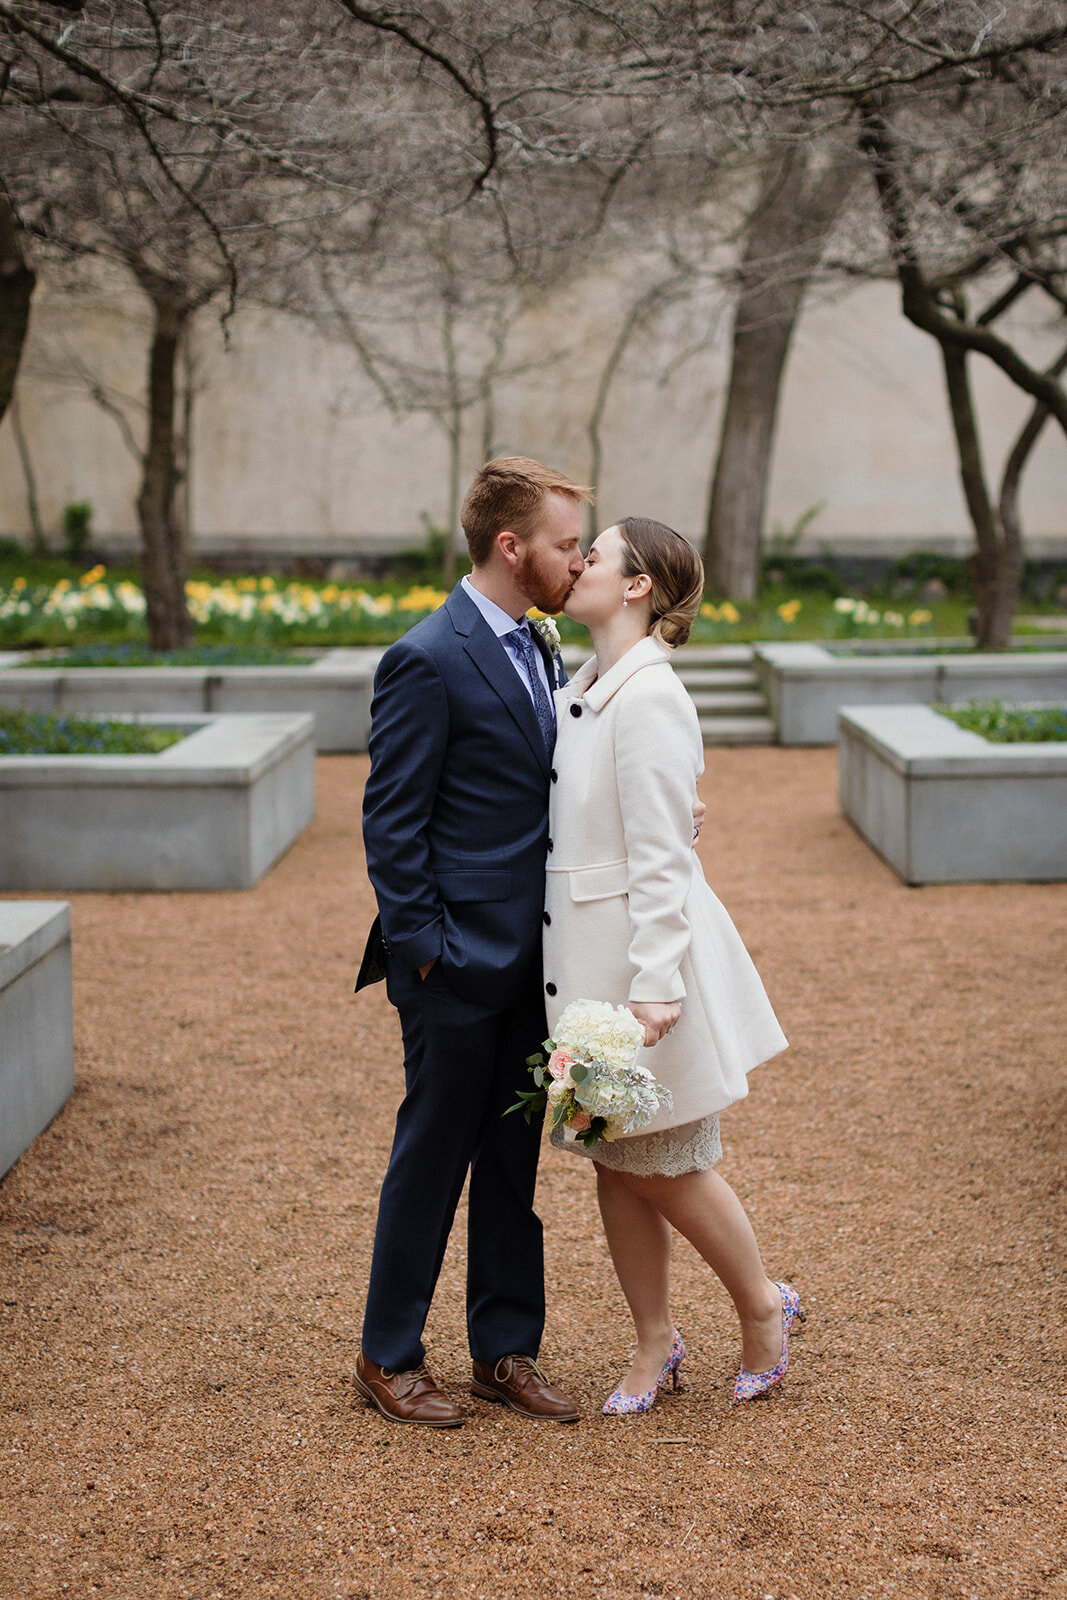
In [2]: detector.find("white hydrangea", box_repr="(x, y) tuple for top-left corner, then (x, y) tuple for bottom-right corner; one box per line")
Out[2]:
(553, 999), (645, 1068)
(550, 999), (672, 1138)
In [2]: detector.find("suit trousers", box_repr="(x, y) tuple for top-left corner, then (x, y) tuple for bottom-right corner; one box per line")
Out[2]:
(361, 956), (548, 1372)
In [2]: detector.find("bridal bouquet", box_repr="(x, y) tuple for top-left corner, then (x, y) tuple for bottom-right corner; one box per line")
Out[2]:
(507, 999), (673, 1148)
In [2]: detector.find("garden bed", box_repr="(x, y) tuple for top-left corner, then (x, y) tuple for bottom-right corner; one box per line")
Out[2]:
(0, 647), (377, 752)
(0, 713), (315, 891)
(0, 706), (186, 754)
(756, 641), (1067, 745)
(838, 703), (1067, 884)
(0, 900), (73, 1178)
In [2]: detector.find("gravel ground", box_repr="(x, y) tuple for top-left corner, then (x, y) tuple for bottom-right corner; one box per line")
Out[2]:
(1, 749), (1064, 1600)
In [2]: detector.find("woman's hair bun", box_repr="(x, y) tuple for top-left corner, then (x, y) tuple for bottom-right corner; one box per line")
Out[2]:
(618, 518), (704, 650)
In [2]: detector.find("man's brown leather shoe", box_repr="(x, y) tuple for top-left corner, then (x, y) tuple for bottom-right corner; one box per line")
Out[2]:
(354, 1351), (464, 1427)
(471, 1355), (580, 1421)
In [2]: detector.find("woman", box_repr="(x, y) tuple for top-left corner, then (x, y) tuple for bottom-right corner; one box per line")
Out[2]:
(542, 517), (802, 1413)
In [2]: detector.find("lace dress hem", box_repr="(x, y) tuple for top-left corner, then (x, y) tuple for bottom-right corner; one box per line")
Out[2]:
(549, 1112), (722, 1177)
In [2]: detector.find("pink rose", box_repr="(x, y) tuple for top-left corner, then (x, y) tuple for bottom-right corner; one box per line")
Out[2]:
(547, 1047), (573, 1081)
(569, 1111), (592, 1133)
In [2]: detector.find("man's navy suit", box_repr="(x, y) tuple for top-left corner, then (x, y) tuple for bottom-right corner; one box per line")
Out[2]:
(360, 582), (562, 1371)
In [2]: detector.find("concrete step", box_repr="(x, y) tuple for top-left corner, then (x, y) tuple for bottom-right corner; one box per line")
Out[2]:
(559, 642), (757, 671)
(699, 714), (778, 745)
(688, 689), (769, 715)
(674, 667), (760, 690)
(675, 645), (756, 666)
(558, 639), (777, 743)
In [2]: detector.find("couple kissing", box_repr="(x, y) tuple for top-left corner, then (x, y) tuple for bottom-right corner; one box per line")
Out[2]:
(354, 456), (800, 1428)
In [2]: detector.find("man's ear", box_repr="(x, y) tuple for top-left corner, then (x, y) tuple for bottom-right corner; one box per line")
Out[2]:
(496, 529), (522, 567)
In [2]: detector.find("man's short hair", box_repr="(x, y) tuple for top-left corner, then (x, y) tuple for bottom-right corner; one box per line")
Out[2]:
(461, 457), (593, 566)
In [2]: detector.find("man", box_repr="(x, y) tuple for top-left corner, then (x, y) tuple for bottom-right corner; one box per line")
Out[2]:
(354, 457), (592, 1427)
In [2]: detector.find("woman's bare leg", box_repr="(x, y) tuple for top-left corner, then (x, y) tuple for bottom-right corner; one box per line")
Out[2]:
(595, 1164), (677, 1394)
(617, 1166), (784, 1374)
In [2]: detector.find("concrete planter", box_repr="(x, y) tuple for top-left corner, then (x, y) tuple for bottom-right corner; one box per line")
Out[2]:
(0, 713), (315, 891)
(0, 901), (74, 1178)
(839, 704), (1067, 884)
(0, 647), (377, 752)
(756, 642), (1067, 745)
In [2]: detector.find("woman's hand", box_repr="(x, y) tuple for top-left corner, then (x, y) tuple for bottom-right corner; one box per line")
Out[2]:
(629, 1001), (681, 1047)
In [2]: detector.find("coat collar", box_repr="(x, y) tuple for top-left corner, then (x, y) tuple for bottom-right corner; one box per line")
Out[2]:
(556, 635), (672, 713)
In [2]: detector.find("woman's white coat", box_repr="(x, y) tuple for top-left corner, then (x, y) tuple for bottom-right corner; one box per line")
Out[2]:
(543, 636), (786, 1134)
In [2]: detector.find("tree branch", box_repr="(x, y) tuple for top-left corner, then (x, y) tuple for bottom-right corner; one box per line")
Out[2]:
(858, 100), (1067, 433)
(332, 0), (499, 193)
(0, 0), (239, 314)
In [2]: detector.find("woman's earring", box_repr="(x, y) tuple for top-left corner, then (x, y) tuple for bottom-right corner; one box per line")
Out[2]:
(622, 595), (628, 607)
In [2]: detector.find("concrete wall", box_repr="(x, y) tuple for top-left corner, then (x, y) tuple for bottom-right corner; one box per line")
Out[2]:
(0, 649), (375, 752)
(757, 644), (1067, 745)
(0, 714), (316, 891)
(839, 705), (1067, 883)
(0, 901), (74, 1179)
(2, 269), (1064, 562)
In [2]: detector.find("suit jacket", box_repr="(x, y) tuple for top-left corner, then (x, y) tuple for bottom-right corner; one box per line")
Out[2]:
(361, 582), (564, 1007)
(542, 636), (786, 1130)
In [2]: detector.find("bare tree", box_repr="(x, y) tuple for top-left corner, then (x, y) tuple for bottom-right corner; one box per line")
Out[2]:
(855, 57), (1067, 647)
(0, 2), (410, 642)
(704, 141), (858, 596)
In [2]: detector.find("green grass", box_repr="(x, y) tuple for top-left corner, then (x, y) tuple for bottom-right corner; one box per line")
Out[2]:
(936, 700), (1067, 742)
(0, 708), (186, 755)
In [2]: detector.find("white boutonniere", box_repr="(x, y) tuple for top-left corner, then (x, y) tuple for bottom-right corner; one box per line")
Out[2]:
(529, 614), (563, 685)
(529, 615), (561, 656)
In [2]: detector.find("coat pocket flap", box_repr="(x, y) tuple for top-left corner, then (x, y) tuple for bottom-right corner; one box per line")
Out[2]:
(568, 860), (628, 903)
(437, 869), (512, 902)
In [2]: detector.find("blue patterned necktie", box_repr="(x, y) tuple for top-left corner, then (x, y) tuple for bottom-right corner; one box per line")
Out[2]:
(510, 624), (556, 758)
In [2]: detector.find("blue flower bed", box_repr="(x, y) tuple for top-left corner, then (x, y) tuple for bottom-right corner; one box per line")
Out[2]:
(17, 642), (305, 668)
(0, 709), (186, 755)
(937, 700), (1067, 743)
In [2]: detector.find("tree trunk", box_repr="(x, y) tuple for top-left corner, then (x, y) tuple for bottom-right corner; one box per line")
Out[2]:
(705, 310), (798, 596)
(0, 183), (36, 428)
(940, 344), (1016, 650)
(705, 148), (853, 598)
(175, 323), (195, 563)
(137, 292), (194, 649)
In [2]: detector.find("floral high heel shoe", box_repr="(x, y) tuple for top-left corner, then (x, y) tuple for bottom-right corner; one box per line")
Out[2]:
(603, 1330), (685, 1416)
(732, 1282), (805, 1403)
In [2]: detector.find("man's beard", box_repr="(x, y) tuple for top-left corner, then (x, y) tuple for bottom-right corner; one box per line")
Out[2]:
(514, 546), (574, 614)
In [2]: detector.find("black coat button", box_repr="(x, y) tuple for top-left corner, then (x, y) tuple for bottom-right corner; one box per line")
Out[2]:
(545, 982), (557, 996)
(547, 838), (553, 852)
(543, 911), (551, 926)
(569, 703), (582, 718)
(550, 768), (558, 782)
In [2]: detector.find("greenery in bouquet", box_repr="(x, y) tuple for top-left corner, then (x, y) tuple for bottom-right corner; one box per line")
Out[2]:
(507, 999), (673, 1149)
